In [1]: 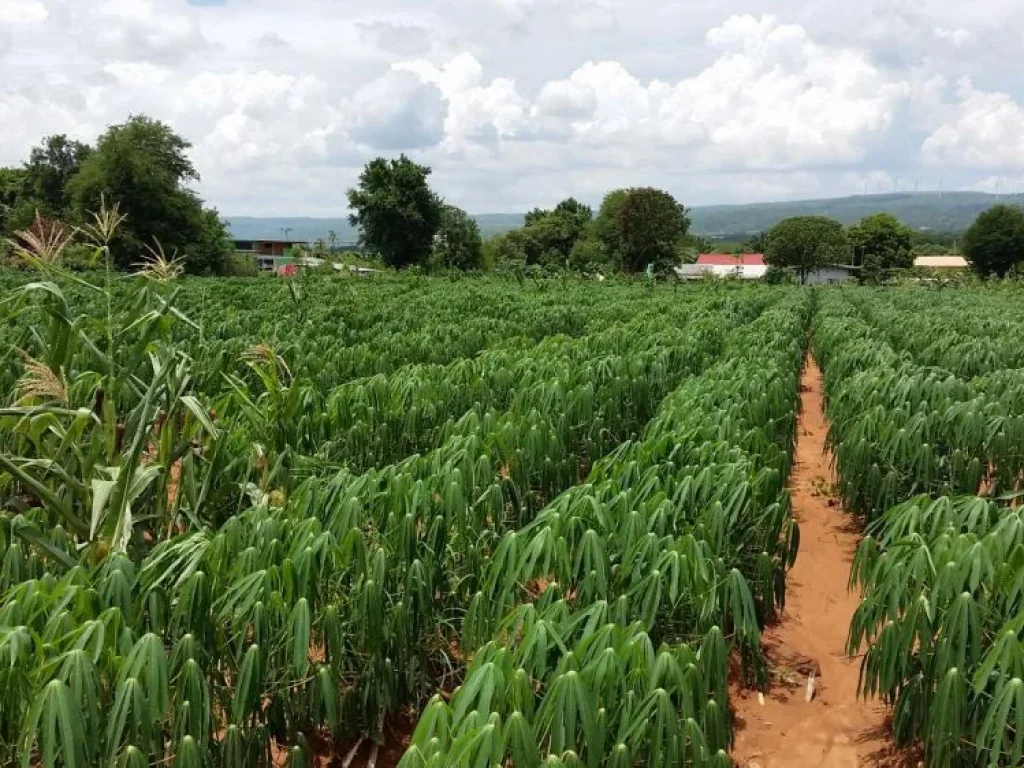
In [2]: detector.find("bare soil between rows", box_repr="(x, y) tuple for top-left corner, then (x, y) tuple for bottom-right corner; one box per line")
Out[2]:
(731, 355), (917, 768)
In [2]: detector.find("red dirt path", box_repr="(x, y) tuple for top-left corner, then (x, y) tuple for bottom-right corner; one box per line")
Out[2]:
(731, 356), (917, 768)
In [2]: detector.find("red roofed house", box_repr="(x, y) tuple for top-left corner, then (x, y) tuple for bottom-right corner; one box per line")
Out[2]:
(689, 253), (768, 279)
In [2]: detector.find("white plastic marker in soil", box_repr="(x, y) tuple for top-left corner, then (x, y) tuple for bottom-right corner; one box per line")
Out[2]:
(731, 356), (912, 768)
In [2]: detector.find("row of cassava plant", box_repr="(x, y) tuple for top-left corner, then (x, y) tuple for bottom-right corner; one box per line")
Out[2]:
(396, 295), (811, 767)
(1, 267), (700, 399)
(842, 286), (1024, 378)
(848, 495), (1024, 768)
(302, 307), (711, 471)
(814, 292), (1024, 521)
(815, 289), (1024, 767)
(1, 261), (787, 764)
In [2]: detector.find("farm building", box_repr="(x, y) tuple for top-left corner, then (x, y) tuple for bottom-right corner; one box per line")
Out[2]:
(698, 253), (768, 279)
(676, 253), (768, 279)
(802, 265), (859, 285)
(233, 239), (309, 271)
(913, 255), (969, 269)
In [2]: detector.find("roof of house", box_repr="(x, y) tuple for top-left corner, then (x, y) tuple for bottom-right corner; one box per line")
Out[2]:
(697, 253), (766, 266)
(914, 255), (968, 268)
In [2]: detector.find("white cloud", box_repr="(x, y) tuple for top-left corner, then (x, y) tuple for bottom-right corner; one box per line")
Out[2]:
(348, 71), (446, 150)
(934, 26), (971, 47)
(102, 61), (171, 87)
(401, 15), (908, 170)
(922, 78), (1024, 170)
(1, 0), (1022, 214)
(396, 54), (529, 150)
(0, 0), (47, 24)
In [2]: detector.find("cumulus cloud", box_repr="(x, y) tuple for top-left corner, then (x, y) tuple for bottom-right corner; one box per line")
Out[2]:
(348, 71), (446, 150)
(921, 78), (1024, 170)
(934, 27), (971, 47)
(1, 0), (1022, 214)
(0, 0), (47, 24)
(399, 15), (909, 171)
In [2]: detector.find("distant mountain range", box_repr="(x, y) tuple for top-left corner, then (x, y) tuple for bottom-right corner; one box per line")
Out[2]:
(226, 192), (1024, 242)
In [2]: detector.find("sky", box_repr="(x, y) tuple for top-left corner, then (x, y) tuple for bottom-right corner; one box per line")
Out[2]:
(3, 0), (1024, 215)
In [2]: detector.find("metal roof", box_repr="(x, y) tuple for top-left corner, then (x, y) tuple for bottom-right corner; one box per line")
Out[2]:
(914, 255), (968, 268)
(697, 253), (766, 266)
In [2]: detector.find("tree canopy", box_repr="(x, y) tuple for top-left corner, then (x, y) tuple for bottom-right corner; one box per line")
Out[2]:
(347, 155), (442, 269)
(963, 205), (1024, 277)
(0, 136), (91, 236)
(615, 187), (690, 274)
(486, 187), (689, 276)
(848, 213), (913, 281)
(765, 215), (848, 283)
(26, 135), (92, 221)
(431, 204), (483, 270)
(488, 197), (595, 272)
(68, 116), (231, 274)
(593, 189), (629, 259)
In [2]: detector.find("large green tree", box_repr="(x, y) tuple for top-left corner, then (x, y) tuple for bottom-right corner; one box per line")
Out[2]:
(615, 187), (690, 274)
(593, 189), (629, 258)
(69, 116), (232, 274)
(347, 155), (442, 269)
(848, 213), (913, 281)
(963, 205), (1024, 277)
(25, 135), (93, 220)
(431, 204), (483, 270)
(765, 215), (848, 284)
(486, 197), (593, 272)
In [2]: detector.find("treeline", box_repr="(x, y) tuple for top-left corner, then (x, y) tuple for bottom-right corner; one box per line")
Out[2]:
(348, 154), (1024, 280)
(4, 122), (1021, 280)
(761, 208), (1024, 282)
(347, 156), (696, 274)
(0, 116), (234, 274)
(706, 228), (961, 257)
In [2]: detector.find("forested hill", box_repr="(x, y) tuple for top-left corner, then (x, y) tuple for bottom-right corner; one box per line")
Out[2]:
(227, 191), (1024, 241)
(688, 192), (1024, 236)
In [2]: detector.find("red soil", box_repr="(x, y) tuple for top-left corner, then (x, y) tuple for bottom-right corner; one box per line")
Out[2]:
(731, 356), (918, 768)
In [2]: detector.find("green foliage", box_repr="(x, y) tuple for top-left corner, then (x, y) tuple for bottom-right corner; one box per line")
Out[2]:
(593, 189), (629, 259)
(848, 213), (913, 281)
(482, 189), (688, 276)
(0, 167), (29, 235)
(491, 198), (593, 272)
(68, 116), (232, 275)
(346, 155), (442, 269)
(488, 228), (534, 270)
(222, 252), (260, 277)
(568, 235), (611, 273)
(25, 135), (93, 221)
(0, 272), (812, 766)
(614, 188), (690, 274)
(963, 204), (1024, 277)
(743, 232), (767, 254)
(431, 204), (483, 271)
(761, 265), (795, 285)
(765, 215), (847, 283)
(815, 286), (1024, 766)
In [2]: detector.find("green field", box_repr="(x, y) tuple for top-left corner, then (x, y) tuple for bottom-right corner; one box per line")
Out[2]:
(1, 271), (1023, 767)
